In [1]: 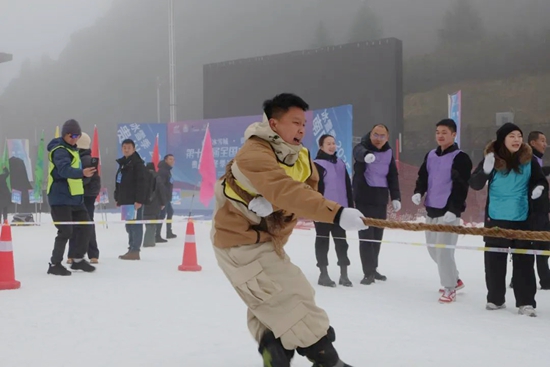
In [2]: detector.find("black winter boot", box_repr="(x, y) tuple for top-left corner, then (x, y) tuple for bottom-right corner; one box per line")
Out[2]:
(360, 274), (375, 285)
(338, 266), (352, 287)
(297, 327), (353, 367)
(318, 266), (336, 287)
(258, 331), (294, 367)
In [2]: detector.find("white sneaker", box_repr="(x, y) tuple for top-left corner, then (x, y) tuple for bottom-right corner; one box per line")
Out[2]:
(486, 302), (506, 310)
(438, 288), (456, 303)
(518, 305), (537, 317)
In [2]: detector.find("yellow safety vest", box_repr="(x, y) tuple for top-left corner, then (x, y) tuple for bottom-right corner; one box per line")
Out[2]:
(223, 147), (312, 205)
(47, 145), (84, 196)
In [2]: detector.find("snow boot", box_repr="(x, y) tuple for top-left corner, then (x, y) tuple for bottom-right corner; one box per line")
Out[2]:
(318, 266), (336, 287)
(297, 327), (352, 367)
(374, 271), (387, 281)
(119, 251), (140, 260)
(167, 231), (177, 239)
(47, 263), (72, 276)
(155, 236), (168, 243)
(258, 331), (294, 367)
(338, 266), (352, 287)
(360, 274), (375, 285)
(70, 259), (96, 273)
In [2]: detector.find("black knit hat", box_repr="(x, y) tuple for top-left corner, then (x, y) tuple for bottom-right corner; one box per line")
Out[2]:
(61, 119), (82, 137)
(496, 122), (522, 144)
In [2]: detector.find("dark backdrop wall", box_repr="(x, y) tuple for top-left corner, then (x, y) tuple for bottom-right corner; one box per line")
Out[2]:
(203, 38), (403, 140)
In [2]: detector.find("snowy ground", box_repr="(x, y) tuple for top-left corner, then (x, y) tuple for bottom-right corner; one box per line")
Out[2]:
(1, 214), (549, 367)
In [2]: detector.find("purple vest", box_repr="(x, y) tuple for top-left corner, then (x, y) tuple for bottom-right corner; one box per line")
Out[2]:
(535, 155), (543, 168)
(364, 149), (392, 188)
(425, 149), (461, 209)
(314, 159), (349, 208)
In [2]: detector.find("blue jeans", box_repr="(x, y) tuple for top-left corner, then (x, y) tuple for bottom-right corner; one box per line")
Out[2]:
(126, 206), (143, 252)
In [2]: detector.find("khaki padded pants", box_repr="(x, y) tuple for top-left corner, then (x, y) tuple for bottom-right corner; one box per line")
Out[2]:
(213, 242), (330, 350)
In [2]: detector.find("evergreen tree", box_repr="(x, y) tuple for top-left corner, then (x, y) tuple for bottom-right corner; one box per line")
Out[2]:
(310, 21), (332, 49)
(438, 0), (485, 46)
(347, 1), (383, 43)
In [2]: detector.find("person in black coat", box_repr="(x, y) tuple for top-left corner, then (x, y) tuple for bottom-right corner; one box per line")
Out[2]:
(68, 133), (101, 263)
(143, 163), (169, 247)
(0, 166), (10, 223)
(313, 134), (354, 288)
(470, 123), (547, 316)
(156, 154), (176, 240)
(115, 139), (147, 260)
(352, 124), (401, 285)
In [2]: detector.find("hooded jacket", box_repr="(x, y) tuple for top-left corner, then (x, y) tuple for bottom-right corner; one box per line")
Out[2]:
(352, 133), (400, 207)
(470, 141), (548, 229)
(210, 114), (343, 252)
(114, 151), (147, 206)
(46, 137), (85, 206)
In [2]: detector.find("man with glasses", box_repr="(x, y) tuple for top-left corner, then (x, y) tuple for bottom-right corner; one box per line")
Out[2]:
(352, 124), (401, 285)
(47, 119), (97, 276)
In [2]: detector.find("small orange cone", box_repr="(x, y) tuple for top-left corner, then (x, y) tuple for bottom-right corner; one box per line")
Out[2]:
(0, 220), (21, 290)
(178, 219), (202, 272)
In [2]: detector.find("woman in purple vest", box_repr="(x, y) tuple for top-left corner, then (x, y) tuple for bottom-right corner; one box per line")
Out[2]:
(313, 134), (354, 287)
(412, 119), (472, 304)
(352, 124), (401, 285)
(470, 123), (547, 316)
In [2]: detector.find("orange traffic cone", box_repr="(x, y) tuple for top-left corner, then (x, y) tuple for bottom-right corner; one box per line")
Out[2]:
(178, 219), (202, 272)
(0, 220), (21, 290)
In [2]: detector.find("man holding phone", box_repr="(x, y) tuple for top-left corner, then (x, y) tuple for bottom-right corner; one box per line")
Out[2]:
(47, 119), (97, 276)
(68, 132), (101, 264)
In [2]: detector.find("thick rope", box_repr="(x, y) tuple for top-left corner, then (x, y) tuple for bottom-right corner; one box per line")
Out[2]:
(362, 217), (550, 242)
(222, 159), (290, 257)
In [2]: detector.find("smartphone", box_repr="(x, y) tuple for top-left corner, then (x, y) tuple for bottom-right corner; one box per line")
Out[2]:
(91, 157), (99, 169)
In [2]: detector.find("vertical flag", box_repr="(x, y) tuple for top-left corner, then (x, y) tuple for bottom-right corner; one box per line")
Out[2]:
(54, 126), (60, 138)
(448, 90), (462, 147)
(152, 134), (160, 171)
(198, 124), (216, 207)
(91, 125), (101, 176)
(33, 131), (45, 201)
(0, 140), (10, 192)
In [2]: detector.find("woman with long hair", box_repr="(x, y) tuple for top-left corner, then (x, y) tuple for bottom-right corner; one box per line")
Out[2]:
(470, 123), (547, 317)
(313, 134), (354, 287)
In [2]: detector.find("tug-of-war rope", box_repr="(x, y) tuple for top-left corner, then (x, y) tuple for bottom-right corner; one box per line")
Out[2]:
(12, 216), (550, 256)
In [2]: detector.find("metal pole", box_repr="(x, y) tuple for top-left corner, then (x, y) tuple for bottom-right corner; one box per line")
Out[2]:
(156, 77), (161, 123)
(168, 0), (177, 123)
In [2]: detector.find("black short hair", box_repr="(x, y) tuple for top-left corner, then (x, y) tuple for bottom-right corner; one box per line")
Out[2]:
(121, 139), (135, 148)
(528, 131), (544, 144)
(436, 119), (457, 133)
(371, 124), (389, 133)
(164, 154), (174, 160)
(318, 134), (334, 147)
(263, 93), (309, 120)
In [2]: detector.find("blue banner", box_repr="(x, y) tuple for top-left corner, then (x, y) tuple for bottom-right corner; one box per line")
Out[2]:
(116, 123), (167, 163)
(448, 91), (462, 147)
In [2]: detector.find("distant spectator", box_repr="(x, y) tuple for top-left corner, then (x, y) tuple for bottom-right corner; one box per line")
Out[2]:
(143, 162), (168, 247)
(68, 132), (101, 264)
(115, 139), (147, 260)
(0, 166), (9, 223)
(157, 154), (177, 240)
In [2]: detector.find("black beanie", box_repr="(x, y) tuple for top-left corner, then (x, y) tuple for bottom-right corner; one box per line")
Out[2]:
(496, 122), (522, 144)
(61, 119), (82, 137)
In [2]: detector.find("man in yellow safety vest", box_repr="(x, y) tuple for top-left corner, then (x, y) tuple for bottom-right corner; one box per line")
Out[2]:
(46, 119), (97, 276)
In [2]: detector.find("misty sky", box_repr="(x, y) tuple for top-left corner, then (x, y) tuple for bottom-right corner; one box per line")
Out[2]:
(0, 0), (113, 91)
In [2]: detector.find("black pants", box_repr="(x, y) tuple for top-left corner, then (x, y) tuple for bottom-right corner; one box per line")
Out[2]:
(314, 222), (350, 267)
(50, 205), (91, 264)
(535, 241), (550, 288)
(357, 204), (387, 276)
(484, 220), (536, 308)
(68, 196), (99, 259)
(157, 202), (174, 236)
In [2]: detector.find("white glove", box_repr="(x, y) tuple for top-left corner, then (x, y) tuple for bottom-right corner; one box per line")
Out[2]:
(248, 196), (273, 217)
(392, 200), (401, 212)
(483, 152), (495, 174)
(443, 211), (457, 223)
(411, 193), (421, 206)
(532, 185), (544, 200)
(338, 208), (369, 231)
(364, 153), (376, 164)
